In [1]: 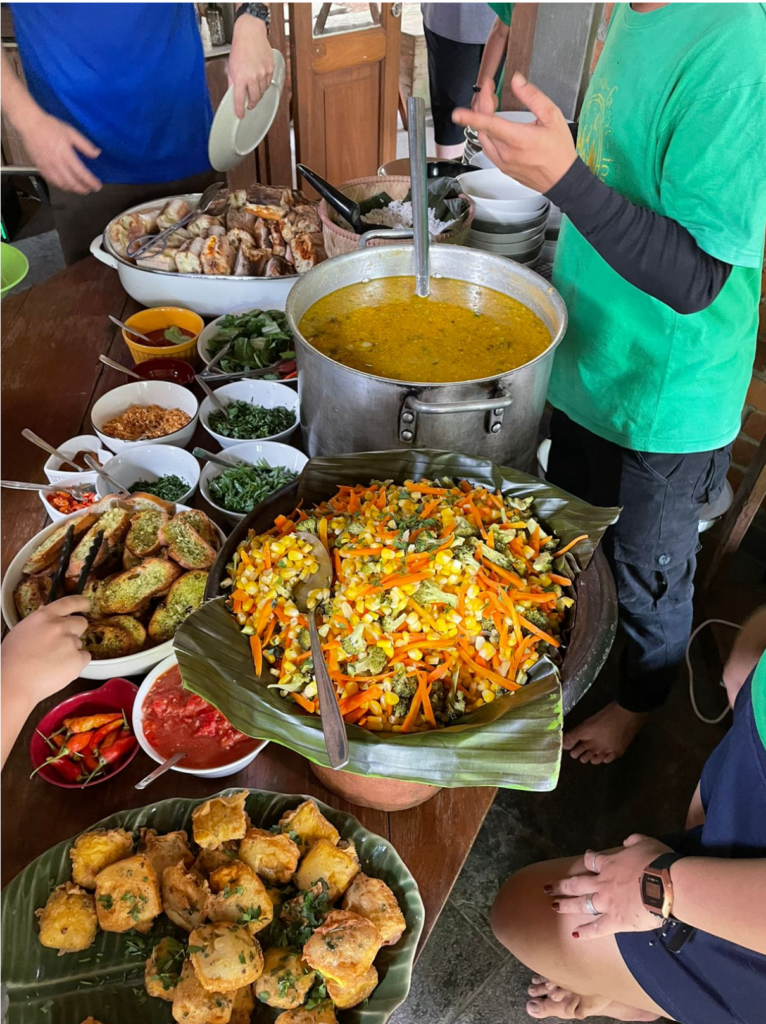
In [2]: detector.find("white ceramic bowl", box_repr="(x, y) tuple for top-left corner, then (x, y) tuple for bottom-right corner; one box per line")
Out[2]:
(43, 434), (112, 485)
(457, 168), (547, 221)
(91, 381), (199, 454)
(197, 307), (289, 373)
(200, 380), (300, 450)
(470, 221), (547, 244)
(38, 487), (99, 524)
(95, 445), (201, 504)
(472, 206), (549, 234)
(132, 654), (265, 778)
(469, 233), (545, 257)
(1, 506), (225, 681)
(200, 440), (309, 524)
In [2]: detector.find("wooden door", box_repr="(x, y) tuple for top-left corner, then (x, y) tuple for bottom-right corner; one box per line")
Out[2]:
(290, 2), (402, 187)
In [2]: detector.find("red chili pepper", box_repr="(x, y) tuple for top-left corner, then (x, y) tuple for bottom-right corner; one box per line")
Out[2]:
(88, 718), (124, 751)
(99, 729), (119, 751)
(100, 735), (136, 766)
(81, 753), (100, 772)
(49, 757), (81, 782)
(66, 731), (95, 754)
(52, 734), (66, 748)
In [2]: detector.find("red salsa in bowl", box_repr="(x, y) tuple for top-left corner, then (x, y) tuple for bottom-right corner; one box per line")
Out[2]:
(141, 663), (259, 770)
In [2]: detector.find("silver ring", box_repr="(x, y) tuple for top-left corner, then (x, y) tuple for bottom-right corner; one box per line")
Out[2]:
(588, 851), (599, 873)
(585, 894), (600, 916)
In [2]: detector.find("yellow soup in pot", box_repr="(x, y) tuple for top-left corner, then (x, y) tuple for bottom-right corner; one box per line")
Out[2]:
(298, 275), (551, 383)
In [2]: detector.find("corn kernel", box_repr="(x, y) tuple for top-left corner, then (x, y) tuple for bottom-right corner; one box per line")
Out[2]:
(480, 642), (496, 661)
(344, 681), (359, 698)
(366, 716), (384, 730)
(409, 649), (423, 661)
(287, 549), (302, 562)
(369, 699), (383, 715)
(383, 691), (399, 707)
(381, 548), (396, 560)
(482, 690), (495, 703)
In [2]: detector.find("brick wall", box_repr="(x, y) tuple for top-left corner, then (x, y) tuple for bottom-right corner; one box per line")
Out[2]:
(728, 267), (766, 492)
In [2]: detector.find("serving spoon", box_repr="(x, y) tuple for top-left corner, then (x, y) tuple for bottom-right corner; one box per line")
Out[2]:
(292, 531), (349, 770)
(1, 479), (95, 496)
(135, 751), (187, 790)
(83, 454), (130, 496)
(108, 315), (155, 346)
(99, 354), (143, 380)
(195, 375), (230, 417)
(126, 180), (226, 259)
(192, 446), (239, 470)
(21, 428), (84, 472)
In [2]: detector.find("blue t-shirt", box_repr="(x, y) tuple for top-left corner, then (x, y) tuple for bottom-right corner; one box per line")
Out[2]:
(10, 2), (213, 184)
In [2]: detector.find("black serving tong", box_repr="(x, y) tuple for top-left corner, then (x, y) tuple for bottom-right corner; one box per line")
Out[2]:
(47, 525), (75, 604)
(297, 164), (365, 233)
(74, 530), (104, 596)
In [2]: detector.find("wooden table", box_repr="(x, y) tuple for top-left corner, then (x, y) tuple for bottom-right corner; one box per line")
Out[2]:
(0, 258), (497, 953)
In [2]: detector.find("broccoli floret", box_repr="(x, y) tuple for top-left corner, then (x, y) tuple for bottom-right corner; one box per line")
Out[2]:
(480, 544), (516, 572)
(340, 623), (367, 656)
(350, 646), (388, 676)
(454, 516), (479, 538)
(523, 608), (551, 630)
(268, 660), (314, 693)
(532, 552), (554, 574)
(413, 580), (458, 608)
(480, 617), (500, 646)
(395, 513), (438, 533)
(297, 628), (311, 652)
(391, 666), (417, 716)
(382, 612), (407, 633)
(413, 530), (437, 553)
(447, 689), (467, 721)
(300, 517), (319, 535)
(345, 520), (367, 536)
(428, 680), (467, 724)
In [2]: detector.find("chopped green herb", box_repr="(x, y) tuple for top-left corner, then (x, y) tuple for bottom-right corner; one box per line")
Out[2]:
(207, 310), (295, 375)
(208, 459), (297, 515)
(222, 884), (245, 899)
(305, 977), (327, 1010)
(97, 894), (113, 909)
(128, 474), (189, 502)
(209, 400), (296, 441)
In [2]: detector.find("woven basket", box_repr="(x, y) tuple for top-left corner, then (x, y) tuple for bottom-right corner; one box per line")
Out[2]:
(319, 175), (475, 259)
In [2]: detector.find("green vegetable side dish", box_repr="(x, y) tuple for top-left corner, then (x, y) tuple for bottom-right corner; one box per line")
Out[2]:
(207, 310), (295, 375)
(128, 475), (190, 502)
(209, 459), (297, 514)
(209, 400), (296, 440)
(163, 325), (191, 345)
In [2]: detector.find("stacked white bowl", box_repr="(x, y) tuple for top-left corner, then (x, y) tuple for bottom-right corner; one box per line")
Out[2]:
(457, 167), (549, 268)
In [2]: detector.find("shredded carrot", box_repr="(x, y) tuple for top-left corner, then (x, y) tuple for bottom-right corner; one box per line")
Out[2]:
(554, 534), (588, 557)
(318, 516), (329, 551)
(549, 573), (572, 587)
(458, 646), (521, 691)
(421, 498), (440, 519)
(406, 596), (441, 633)
(405, 482), (447, 495)
(250, 635), (263, 676)
(418, 673), (437, 727)
(518, 614), (560, 647)
(291, 692), (316, 714)
(263, 542), (271, 570)
(377, 571), (430, 592)
(339, 685), (382, 715)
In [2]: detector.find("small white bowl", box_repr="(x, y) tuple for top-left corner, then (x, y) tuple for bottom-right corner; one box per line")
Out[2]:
(197, 307), (288, 374)
(200, 440), (308, 524)
(133, 654), (265, 778)
(91, 381), (199, 454)
(95, 445), (201, 504)
(38, 487), (99, 523)
(473, 206), (549, 234)
(458, 169), (547, 222)
(470, 221), (547, 244)
(469, 233), (545, 256)
(200, 380), (300, 450)
(44, 433), (111, 486)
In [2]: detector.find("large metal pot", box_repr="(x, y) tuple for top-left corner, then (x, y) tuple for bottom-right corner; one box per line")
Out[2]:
(285, 243), (567, 471)
(90, 193), (297, 318)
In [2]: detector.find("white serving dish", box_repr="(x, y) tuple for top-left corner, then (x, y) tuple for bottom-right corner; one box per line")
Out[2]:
(43, 433), (112, 486)
(197, 307), (289, 374)
(200, 440), (308, 524)
(95, 445), (201, 504)
(1, 507), (226, 681)
(457, 168), (547, 221)
(200, 380), (300, 450)
(133, 654), (265, 778)
(469, 229), (546, 254)
(89, 194), (298, 318)
(470, 221), (546, 244)
(38, 487), (99, 524)
(472, 207), (548, 234)
(91, 380), (199, 454)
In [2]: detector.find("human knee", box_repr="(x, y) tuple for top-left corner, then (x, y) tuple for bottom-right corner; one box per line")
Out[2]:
(490, 863), (546, 957)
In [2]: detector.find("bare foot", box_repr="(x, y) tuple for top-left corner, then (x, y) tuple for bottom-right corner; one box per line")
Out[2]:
(527, 976), (660, 1020)
(562, 703), (648, 764)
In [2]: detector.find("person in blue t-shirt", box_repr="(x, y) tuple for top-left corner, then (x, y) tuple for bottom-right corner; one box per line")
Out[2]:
(2, 2), (273, 263)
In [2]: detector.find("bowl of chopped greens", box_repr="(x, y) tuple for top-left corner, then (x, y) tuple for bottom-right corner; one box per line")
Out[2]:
(95, 444), (200, 504)
(200, 441), (308, 523)
(199, 379), (300, 449)
(197, 308), (297, 380)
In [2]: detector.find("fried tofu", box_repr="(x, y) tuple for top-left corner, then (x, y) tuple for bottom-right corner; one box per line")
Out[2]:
(274, 1000), (337, 1024)
(145, 936), (186, 1001)
(94, 854), (161, 933)
(230, 983), (256, 1024)
(279, 800), (339, 854)
(294, 839), (359, 902)
(341, 873), (406, 946)
(239, 827), (300, 885)
(194, 841), (240, 877)
(253, 947), (316, 1009)
(302, 910), (382, 986)
(36, 883), (97, 954)
(188, 922), (264, 992)
(70, 828), (133, 889)
(326, 965), (378, 1009)
(172, 959), (233, 1024)
(138, 828), (194, 880)
(192, 791), (249, 849)
(162, 862), (209, 933)
(207, 861), (273, 935)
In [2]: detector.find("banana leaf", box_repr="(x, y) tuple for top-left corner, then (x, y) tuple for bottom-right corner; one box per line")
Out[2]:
(1, 789), (424, 1024)
(356, 178), (471, 227)
(175, 450), (620, 792)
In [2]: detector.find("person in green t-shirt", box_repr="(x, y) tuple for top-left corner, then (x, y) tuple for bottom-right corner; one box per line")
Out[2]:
(454, 3), (766, 764)
(473, 4), (514, 110)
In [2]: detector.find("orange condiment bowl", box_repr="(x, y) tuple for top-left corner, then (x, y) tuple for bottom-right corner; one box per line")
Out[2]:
(121, 306), (204, 366)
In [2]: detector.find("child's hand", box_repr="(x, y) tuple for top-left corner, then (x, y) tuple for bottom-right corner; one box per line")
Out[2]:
(3, 597), (91, 701)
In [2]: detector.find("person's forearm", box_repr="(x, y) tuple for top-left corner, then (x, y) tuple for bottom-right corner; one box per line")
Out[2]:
(546, 157), (732, 314)
(671, 857), (766, 953)
(477, 17), (510, 85)
(1, 49), (44, 134)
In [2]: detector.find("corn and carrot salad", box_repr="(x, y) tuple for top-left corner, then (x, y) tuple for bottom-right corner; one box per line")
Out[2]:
(224, 479), (584, 734)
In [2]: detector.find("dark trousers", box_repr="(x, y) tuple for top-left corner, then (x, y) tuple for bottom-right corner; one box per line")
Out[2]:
(49, 168), (221, 265)
(547, 409), (732, 713)
(423, 26), (502, 146)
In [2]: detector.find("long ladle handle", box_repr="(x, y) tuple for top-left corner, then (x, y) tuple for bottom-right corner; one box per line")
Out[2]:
(408, 95), (430, 297)
(309, 608), (349, 770)
(21, 429), (83, 472)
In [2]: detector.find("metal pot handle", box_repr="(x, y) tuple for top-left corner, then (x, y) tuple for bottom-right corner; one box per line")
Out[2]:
(400, 392), (513, 443)
(358, 228), (415, 248)
(89, 233), (118, 270)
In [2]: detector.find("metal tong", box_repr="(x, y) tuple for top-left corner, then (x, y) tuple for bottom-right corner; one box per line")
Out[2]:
(126, 180), (226, 259)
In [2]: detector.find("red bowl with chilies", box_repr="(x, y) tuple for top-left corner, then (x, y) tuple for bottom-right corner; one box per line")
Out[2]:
(29, 677), (139, 788)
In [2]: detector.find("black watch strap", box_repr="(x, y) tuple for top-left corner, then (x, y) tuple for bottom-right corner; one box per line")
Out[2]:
(648, 852), (686, 872)
(236, 3), (270, 27)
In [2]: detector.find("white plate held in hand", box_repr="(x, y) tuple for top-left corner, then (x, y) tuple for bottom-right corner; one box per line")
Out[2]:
(208, 49), (286, 172)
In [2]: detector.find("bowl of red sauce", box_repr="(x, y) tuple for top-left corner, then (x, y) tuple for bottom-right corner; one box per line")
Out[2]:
(121, 306), (204, 367)
(30, 677), (139, 788)
(133, 655), (265, 778)
(136, 357), (196, 386)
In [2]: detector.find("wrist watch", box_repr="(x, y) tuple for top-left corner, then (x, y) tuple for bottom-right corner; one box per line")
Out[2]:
(641, 852), (685, 919)
(236, 3), (270, 27)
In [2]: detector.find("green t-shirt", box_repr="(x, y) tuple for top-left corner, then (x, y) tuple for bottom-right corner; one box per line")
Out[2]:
(487, 3), (514, 98)
(548, 3), (766, 453)
(753, 650), (766, 752)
